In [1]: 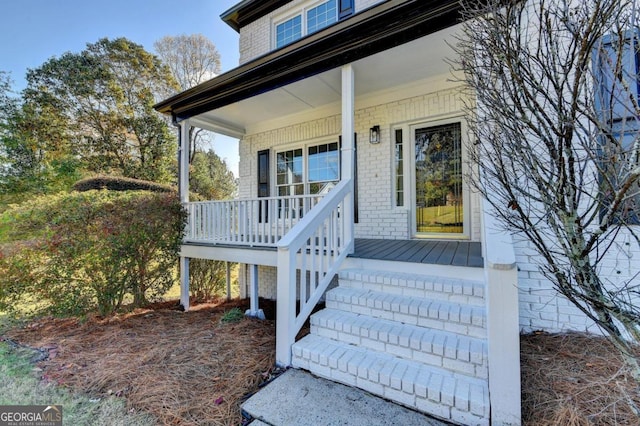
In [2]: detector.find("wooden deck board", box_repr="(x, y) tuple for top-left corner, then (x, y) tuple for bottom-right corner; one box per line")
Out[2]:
(451, 242), (470, 266)
(351, 239), (483, 268)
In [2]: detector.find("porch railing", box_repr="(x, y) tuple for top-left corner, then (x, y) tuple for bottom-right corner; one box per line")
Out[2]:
(183, 194), (323, 246)
(275, 178), (354, 366)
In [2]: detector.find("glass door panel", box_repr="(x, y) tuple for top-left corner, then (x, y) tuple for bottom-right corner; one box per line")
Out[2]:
(414, 122), (463, 235)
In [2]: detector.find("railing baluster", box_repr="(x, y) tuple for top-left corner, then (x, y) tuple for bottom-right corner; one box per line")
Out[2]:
(268, 199), (273, 245)
(183, 192), (335, 248)
(300, 244), (307, 307)
(227, 202), (232, 242)
(319, 221), (325, 287)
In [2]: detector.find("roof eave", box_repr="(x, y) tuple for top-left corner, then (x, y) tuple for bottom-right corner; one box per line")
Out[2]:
(156, 0), (462, 119)
(221, 0), (292, 32)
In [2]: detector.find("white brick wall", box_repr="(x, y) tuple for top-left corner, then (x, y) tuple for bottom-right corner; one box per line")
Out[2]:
(515, 229), (640, 335)
(238, 0), (387, 64)
(239, 264), (278, 300)
(238, 84), (481, 241)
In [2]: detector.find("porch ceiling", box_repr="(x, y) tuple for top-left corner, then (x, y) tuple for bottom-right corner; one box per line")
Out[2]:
(193, 24), (460, 135)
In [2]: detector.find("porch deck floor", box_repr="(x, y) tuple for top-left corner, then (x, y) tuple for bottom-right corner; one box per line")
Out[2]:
(350, 239), (483, 268)
(184, 238), (483, 268)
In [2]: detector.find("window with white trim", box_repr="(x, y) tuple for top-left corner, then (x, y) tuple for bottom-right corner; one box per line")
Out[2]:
(276, 141), (340, 196)
(274, 0), (339, 49)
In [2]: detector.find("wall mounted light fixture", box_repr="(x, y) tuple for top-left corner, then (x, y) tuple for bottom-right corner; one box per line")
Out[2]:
(369, 125), (381, 144)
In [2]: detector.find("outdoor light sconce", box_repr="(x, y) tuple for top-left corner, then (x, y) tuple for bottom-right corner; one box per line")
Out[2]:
(369, 125), (381, 144)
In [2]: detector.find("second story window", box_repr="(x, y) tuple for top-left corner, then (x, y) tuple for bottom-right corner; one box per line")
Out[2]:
(275, 15), (302, 49)
(275, 0), (339, 49)
(307, 0), (337, 34)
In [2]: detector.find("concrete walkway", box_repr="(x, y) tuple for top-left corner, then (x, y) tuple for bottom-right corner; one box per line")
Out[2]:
(243, 369), (451, 426)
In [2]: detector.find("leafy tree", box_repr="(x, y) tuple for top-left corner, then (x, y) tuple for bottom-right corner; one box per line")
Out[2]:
(0, 72), (78, 194)
(154, 34), (222, 162)
(454, 0), (640, 381)
(0, 71), (14, 125)
(190, 150), (237, 200)
(22, 38), (180, 184)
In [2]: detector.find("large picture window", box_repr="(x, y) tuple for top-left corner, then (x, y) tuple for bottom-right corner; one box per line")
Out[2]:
(276, 141), (340, 196)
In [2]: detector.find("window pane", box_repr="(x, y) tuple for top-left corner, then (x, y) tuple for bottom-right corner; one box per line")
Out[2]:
(308, 142), (340, 183)
(276, 15), (302, 48)
(307, 0), (337, 34)
(276, 148), (304, 195)
(395, 129), (404, 207)
(415, 123), (463, 233)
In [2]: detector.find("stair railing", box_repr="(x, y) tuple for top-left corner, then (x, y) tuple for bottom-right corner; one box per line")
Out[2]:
(275, 178), (354, 366)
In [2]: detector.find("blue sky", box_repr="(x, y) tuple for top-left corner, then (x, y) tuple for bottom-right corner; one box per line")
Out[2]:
(0, 0), (241, 175)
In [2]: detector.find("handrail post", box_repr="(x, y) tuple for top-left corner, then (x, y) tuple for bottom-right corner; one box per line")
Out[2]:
(276, 247), (297, 366)
(482, 198), (522, 425)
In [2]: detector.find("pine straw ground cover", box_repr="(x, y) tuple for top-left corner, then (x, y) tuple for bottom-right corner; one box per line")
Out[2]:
(3, 300), (640, 425)
(4, 299), (277, 425)
(521, 332), (640, 425)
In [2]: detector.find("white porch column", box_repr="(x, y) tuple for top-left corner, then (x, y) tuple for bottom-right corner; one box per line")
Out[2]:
(246, 264), (265, 319)
(225, 261), (231, 302)
(341, 64), (355, 253)
(178, 119), (191, 311)
(179, 257), (190, 311)
(179, 119), (190, 203)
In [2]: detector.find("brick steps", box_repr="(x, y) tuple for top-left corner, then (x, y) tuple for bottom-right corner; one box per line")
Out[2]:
(311, 308), (488, 379)
(326, 287), (486, 339)
(293, 334), (489, 426)
(292, 267), (490, 425)
(339, 269), (485, 306)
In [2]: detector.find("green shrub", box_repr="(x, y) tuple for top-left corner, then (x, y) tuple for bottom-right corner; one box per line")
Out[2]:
(73, 175), (174, 193)
(189, 259), (229, 302)
(0, 190), (187, 316)
(220, 308), (244, 324)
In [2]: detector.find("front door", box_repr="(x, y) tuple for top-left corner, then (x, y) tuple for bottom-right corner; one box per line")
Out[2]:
(413, 121), (465, 237)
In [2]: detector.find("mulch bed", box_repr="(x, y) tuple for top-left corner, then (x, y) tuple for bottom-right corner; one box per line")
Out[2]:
(3, 301), (640, 425)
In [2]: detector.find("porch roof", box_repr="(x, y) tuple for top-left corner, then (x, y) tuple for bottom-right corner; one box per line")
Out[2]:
(154, 0), (462, 126)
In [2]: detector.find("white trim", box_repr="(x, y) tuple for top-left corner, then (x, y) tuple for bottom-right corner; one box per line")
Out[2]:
(189, 116), (245, 139)
(180, 244), (278, 266)
(390, 125), (409, 211)
(407, 114), (471, 239)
